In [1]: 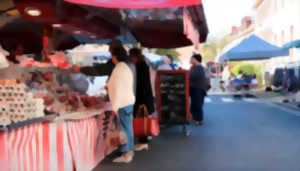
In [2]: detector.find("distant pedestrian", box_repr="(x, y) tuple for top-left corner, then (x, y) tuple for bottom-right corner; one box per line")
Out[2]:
(157, 56), (172, 70)
(189, 54), (207, 125)
(166, 54), (177, 70)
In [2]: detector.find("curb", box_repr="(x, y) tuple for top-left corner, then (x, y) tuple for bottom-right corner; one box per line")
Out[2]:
(209, 92), (300, 113)
(255, 95), (300, 113)
(273, 102), (300, 112)
(235, 92), (300, 113)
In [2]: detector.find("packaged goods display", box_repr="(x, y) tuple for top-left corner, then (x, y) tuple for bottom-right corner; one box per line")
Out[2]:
(0, 80), (45, 126)
(0, 54), (109, 128)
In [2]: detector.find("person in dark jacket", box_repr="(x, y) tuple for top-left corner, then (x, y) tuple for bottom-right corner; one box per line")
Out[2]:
(72, 39), (124, 77)
(129, 48), (155, 151)
(189, 53), (207, 125)
(79, 59), (115, 77)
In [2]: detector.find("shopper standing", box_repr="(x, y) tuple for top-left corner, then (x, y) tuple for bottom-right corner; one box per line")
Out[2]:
(157, 55), (172, 70)
(107, 46), (136, 163)
(129, 48), (155, 151)
(166, 54), (177, 70)
(189, 54), (206, 125)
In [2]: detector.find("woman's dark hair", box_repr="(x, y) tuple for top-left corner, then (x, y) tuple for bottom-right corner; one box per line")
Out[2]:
(108, 39), (123, 53)
(111, 46), (129, 62)
(129, 48), (145, 61)
(192, 54), (202, 63)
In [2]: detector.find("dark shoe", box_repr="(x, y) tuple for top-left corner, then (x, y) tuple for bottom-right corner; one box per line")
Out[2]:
(195, 121), (204, 126)
(283, 99), (289, 103)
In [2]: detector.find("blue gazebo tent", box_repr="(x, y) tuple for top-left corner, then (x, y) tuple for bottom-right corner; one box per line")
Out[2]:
(218, 35), (289, 62)
(283, 39), (300, 49)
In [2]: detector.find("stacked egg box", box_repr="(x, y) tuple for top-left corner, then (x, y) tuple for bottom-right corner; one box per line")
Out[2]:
(0, 83), (45, 127)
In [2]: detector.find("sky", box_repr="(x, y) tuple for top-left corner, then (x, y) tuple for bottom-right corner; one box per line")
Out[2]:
(202, 0), (255, 38)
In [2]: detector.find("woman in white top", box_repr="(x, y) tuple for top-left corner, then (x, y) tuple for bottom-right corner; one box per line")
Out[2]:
(107, 47), (136, 163)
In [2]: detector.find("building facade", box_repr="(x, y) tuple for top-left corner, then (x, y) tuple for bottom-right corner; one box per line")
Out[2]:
(254, 0), (300, 72)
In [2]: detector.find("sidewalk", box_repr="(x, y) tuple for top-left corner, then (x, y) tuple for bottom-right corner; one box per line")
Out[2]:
(251, 89), (300, 111)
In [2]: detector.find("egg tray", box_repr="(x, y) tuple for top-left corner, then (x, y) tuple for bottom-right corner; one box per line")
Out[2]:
(0, 116), (45, 131)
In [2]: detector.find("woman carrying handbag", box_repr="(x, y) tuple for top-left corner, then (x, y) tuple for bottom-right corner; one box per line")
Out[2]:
(129, 48), (157, 151)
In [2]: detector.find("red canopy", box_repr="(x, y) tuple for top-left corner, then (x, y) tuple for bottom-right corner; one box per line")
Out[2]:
(9, 0), (208, 50)
(64, 0), (201, 9)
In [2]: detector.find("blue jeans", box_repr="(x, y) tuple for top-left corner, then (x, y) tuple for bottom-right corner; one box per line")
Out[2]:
(118, 105), (134, 152)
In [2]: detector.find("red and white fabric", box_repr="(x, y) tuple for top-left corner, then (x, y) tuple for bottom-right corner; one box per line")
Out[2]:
(64, 0), (201, 9)
(0, 114), (123, 171)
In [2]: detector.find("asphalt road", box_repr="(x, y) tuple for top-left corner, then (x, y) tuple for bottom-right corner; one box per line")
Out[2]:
(94, 95), (300, 171)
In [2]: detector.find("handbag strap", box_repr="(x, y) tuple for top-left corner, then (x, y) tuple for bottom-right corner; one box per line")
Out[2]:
(137, 104), (149, 135)
(144, 115), (147, 135)
(142, 104), (149, 117)
(142, 104), (150, 135)
(137, 104), (149, 117)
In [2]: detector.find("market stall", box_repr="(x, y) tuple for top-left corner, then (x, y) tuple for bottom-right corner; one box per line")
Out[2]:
(217, 34), (290, 93)
(0, 48), (125, 171)
(0, 114), (123, 171)
(0, 0), (209, 170)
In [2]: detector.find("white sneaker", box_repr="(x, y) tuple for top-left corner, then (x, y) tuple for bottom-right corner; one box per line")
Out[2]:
(134, 144), (149, 151)
(113, 153), (134, 163)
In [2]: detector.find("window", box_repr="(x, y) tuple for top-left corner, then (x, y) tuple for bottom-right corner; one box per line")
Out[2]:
(274, 0), (278, 13)
(281, 30), (286, 62)
(281, 30), (285, 45)
(274, 34), (278, 45)
(290, 25), (294, 41)
(290, 25), (294, 58)
(282, 0), (285, 8)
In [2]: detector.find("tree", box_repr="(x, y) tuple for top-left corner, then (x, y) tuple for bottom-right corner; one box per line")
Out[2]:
(198, 37), (218, 62)
(154, 48), (180, 61)
(197, 34), (234, 62)
(218, 34), (234, 52)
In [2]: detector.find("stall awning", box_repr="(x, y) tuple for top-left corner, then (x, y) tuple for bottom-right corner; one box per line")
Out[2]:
(64, 0), (201, 9)
(218, 35), (289, 62)
(12, 0), (208, 49)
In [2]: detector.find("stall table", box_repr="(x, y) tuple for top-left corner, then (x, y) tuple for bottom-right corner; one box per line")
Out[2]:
(0, 107), (124, 171)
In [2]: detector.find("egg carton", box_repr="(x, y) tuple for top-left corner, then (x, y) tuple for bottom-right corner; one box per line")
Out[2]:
(0, 85), (26, 93)
(0, 115), (11, 127)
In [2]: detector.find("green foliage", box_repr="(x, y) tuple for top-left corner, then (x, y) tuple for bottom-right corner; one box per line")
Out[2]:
(218, 35), (234, 51)
(232, 63), (255, 76)
(198, 35), (234, 62)
(155, 49), (180, 61)
(199, 42), (218, 62)
(231, 62), (264, 85)
(198, 37), (218, 62)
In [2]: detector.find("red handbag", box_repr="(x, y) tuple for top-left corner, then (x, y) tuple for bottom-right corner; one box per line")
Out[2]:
(133, 104), (160, 137)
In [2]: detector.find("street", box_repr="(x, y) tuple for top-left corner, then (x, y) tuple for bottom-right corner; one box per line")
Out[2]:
(95, 94), (300, 171)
